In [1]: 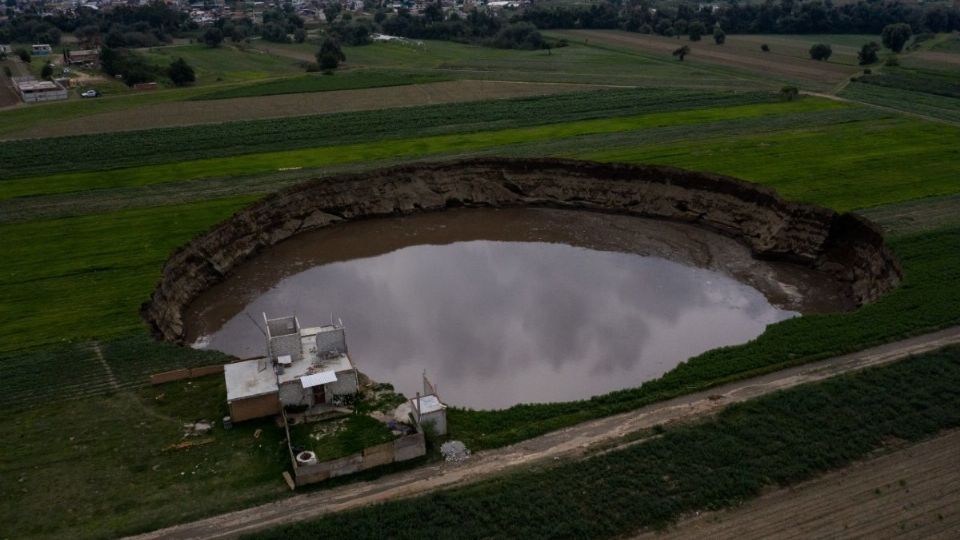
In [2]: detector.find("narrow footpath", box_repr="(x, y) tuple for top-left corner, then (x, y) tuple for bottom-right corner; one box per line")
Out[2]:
(129, 326), (960, 540)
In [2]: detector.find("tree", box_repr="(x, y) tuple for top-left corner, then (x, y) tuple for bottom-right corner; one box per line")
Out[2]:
(673, 45), (690, 61)
(713, 26), (726, 45)
(294, 28), (307, 43)
(202, 27), (223, 48)
(168, 57), (195, 86)
(858, 42), (880, 65)
(323, 3), (342, 25)
(15, 47), (30, 63)
(40, 62), (53, 79)
(809, 43), (832, 61)
(316, 38), (345, 70)
(779, 86), (799, 101)
(761, 43), (770, 52)
(688, 21), (705, 41)
(881, 23), (912, 53)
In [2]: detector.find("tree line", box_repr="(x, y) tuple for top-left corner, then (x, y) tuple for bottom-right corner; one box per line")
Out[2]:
(521, 0), (960, 36)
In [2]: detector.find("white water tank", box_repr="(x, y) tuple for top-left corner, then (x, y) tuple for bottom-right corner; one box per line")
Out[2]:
(296, 450), (318, 466)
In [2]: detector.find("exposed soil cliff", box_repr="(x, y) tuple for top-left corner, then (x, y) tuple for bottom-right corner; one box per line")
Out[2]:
(142, 158), (902, 343)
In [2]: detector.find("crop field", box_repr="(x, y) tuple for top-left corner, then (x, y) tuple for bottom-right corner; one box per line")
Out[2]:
(554, 30), (866, 90)
(840, 65), (960, 124)
(250, 347), (960, 539)
(0, 89), (780, 180)
(1, 79), (600, 139)
(640, 429), (960, 539)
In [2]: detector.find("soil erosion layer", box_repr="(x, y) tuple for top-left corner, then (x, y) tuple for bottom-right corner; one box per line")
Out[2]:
(143, 158), (902, 342)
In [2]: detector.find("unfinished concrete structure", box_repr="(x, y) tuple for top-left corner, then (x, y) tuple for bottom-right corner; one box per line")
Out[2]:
(224, 315), (359, 422)
(412, 373), (448, 436)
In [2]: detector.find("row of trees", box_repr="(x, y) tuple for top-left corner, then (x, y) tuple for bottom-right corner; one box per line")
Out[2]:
(378, 8), (544, 50)
(519, 0), (960, 37)
(1, 1), (188, 48)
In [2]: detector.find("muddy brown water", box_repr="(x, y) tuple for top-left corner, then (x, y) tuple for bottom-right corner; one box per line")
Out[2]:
(185, 208), (853, 409)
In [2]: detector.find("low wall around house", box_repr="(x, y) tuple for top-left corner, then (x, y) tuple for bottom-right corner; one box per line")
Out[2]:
(293, 431), (427, 487)
(149, 363), (226, 385)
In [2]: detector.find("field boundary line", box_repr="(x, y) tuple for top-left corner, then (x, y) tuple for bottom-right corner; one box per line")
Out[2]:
(91, 341), (119, 391)
(126, 325), (960, 540)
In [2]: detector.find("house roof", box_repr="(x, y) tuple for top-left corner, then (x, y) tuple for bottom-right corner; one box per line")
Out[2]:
(224, 359), (278, 401)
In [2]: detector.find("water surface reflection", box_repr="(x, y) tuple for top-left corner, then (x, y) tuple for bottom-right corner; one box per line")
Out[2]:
(189, 210), (801, 408)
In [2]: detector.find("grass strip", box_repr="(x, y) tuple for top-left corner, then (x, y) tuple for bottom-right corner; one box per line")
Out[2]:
(248, 345), (960, 539)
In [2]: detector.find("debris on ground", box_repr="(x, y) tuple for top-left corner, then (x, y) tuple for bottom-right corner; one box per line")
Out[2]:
(182, 419), (214, 437)
(440, 440), (471, 463)
(165, 438), (215, 451)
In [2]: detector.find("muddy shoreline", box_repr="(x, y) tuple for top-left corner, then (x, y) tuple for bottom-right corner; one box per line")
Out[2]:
(142, 158), (902, 343)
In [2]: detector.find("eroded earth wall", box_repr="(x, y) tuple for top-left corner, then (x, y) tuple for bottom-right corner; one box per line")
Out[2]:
(142, 158), (902, 342)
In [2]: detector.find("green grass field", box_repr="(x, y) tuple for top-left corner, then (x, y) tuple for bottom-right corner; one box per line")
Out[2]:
(142, 44), (304, 85)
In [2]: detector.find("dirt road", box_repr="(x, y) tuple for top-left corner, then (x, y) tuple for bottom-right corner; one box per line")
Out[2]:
(128, 326), (960, 540)
(636, 429), (960, 539)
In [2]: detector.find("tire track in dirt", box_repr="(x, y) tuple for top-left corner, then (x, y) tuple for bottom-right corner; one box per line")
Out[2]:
(127, 326), (960, 539)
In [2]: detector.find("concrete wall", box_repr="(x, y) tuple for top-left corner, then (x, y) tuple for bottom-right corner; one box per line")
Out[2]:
(279, 380), (312, 407)
(268, 333), (301, 362)
(229, 392), (281, 422)
(20, 88), (67, 103)
(150, 363), (226, 385)
(316, 328), (346, 353)
(293, 431), (426, 487)
(325, 369), (358, 400)
(420, 410), (447, 436)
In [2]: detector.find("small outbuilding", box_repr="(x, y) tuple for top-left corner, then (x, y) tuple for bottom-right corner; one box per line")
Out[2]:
(411, 373), (448, 436)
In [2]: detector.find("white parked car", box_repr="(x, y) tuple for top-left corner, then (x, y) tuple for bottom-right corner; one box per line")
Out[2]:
(80, 89), (100, 98)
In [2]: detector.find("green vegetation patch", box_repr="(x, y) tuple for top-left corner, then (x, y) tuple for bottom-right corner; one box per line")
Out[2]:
(192, 71), (451, 100)
(248, 346), (960, 539)
(140, 44), (303, 85)
(854, 67), (960, 99)
(0, 196), (256, 353)
(0, 375), (290, 540)
(579, 116), (960, 212)
(289, 414), (398, 462)
(842, 82), (960, 123)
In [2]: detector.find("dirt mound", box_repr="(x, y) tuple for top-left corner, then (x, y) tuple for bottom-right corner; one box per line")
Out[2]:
(142, 158), (902, 343)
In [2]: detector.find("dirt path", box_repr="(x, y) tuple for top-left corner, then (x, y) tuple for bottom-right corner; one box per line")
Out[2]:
(128, 326), (960, 540)
(635, 429), (960, 539)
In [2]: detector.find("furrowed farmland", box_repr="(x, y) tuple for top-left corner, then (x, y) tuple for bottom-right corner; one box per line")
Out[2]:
(2, 24), (960, 540)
